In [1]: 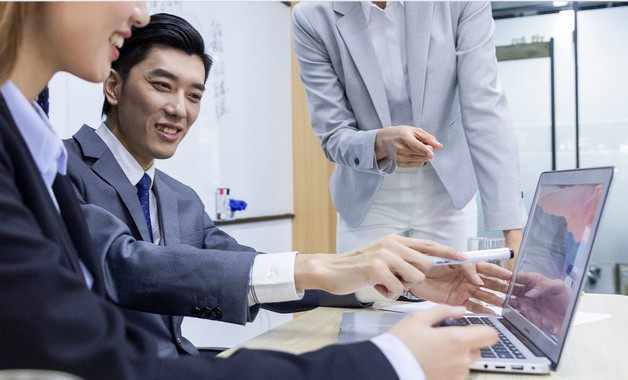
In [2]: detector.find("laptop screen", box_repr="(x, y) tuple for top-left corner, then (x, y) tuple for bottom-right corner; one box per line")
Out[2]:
(502, 167), (613, 367)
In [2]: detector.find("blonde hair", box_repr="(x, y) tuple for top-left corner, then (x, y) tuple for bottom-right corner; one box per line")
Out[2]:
(0, 3), (27, 85)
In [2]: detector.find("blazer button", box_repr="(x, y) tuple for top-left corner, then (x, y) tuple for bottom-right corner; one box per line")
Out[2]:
(176, 337), (182, 345)
(210, 307), (222, 320)
(191, 307), (202, 317)
(354, 157), (360, 165)
(202, 307), (213, 318)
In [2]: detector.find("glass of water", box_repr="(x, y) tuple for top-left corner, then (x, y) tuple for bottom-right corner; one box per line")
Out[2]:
(467, 237), (508, 311)
(467, 237), (507, 268)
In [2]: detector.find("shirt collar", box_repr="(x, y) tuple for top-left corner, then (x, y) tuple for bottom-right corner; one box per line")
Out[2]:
(1, 81), (67, 188)
(361, 1), (404, 23)
(96, 122), (155, 188)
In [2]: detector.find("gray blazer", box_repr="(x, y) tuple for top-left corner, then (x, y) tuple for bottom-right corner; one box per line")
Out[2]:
(64, 125), (368, 357)
(292, 1), (527, 229)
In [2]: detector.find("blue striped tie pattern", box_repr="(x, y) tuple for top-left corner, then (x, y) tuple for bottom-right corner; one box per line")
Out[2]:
(135, 173), (153, 242)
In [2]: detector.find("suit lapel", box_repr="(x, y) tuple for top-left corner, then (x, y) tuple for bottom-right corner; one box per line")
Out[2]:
(52, 174), (106, 294)
(0, 98), (104, 293)
(74, 126), (153, 242)
(153, 172), (180, 245)
(334, 1), (391, 128)
(405, 2), (435, 128)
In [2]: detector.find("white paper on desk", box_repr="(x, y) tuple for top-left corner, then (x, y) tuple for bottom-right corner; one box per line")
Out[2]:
(375, 301), (439, 313)
(375, 301), (500, 314)
(376, 302), (611, 327)
(571, 311), (611, 326)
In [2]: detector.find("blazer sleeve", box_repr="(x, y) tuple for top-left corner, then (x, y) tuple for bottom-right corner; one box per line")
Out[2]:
(199, 211), (372, 314)
(292, 4), (384, 174)
(161, 341), (398, 380)
(454, 2), (527, 230)
(201, 211), (257, 252)
(79, 198), (258, 325)
(263, 289), (372, 313)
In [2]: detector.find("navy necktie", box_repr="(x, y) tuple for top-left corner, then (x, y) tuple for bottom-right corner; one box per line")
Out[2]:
(135, 173), (154, 242)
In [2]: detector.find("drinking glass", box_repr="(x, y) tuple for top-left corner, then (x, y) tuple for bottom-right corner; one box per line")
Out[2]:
(467, 237), (507, 268)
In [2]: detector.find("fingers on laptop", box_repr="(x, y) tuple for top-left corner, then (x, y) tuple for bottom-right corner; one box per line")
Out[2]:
(480, 275), (510, 294)
(463, 298), (499, 314)
(477, 261), (512, 280)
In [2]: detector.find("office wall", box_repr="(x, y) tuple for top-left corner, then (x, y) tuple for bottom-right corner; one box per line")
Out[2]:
(577, 7), (628, 266)
(492, 6), (628, 291)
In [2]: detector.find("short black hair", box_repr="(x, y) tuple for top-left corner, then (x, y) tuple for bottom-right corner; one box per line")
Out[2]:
(102, 13), (212, 117)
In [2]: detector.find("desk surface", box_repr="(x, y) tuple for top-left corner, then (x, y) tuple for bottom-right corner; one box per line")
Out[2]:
(220, 294), (628, 379)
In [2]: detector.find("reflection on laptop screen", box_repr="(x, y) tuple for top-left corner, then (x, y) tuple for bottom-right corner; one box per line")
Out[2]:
(508, 184), (603, 343)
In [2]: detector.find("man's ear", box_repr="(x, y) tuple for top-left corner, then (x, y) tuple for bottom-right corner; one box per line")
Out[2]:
(104, 69), (123, 107)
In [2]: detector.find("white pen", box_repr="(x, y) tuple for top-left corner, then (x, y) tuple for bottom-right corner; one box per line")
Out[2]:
(431, 248), (514, 266)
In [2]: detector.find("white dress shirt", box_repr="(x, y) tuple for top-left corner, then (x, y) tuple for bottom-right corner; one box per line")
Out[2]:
(95, 123), (303, 305)
(360, 1), (413, 127)
(360, 1), (415, 176)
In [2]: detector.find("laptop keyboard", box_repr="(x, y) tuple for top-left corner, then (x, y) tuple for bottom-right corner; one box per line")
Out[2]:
(458, 317), (526, 359)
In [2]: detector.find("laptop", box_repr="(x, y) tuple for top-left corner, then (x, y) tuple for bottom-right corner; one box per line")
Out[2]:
(338, 167), (614, 374)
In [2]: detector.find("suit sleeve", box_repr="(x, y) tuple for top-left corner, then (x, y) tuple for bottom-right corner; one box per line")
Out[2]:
(292, 4), (385, 174)
(455, 1), (527, 230)
(77, 198), (258, 324)
(162, 342), (399, 380)
(264, 290), (372, 313)
(199, 210), (263, 321)
(199, 211), (372, 313)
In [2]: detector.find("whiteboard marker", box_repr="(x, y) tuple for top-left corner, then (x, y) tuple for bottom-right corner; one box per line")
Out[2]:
(431, 248), (514, 266)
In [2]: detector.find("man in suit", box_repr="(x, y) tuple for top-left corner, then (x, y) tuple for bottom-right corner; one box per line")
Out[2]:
(64, 13), (508, 360)
(292, 2), (527, 286)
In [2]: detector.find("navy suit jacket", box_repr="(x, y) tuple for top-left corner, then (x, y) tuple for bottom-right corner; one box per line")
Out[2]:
(64, 125), (369, 357)
(0, 95), (396, 378)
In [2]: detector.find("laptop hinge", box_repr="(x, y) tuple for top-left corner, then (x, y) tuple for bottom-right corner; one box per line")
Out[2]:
(500, 318), (546, 358)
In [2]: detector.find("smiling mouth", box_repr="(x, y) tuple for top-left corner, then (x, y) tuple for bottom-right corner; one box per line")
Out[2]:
(110, 33), (124, 49)
(156, 125), (179, 135)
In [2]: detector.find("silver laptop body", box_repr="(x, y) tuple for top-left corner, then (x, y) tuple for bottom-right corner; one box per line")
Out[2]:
(339, 167), (614, 374)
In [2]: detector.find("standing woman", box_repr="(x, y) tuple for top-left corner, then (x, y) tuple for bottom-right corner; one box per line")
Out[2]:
(292, 2), (527, 281)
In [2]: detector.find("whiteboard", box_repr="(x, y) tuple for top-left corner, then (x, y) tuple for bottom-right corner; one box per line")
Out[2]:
(49, 2), (293, 219)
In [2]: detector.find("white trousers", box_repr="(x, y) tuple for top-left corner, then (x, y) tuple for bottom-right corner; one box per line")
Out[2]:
(337, 165), (478, 301)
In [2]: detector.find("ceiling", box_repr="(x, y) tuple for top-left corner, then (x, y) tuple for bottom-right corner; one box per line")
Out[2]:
(491, 1), (628, 19)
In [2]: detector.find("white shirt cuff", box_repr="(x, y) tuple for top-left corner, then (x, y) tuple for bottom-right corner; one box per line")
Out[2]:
(248, 251), (304, 305)
(374, 153), (396, 174)
(371, 333), (426, 380)
(355, 286), (399, 303)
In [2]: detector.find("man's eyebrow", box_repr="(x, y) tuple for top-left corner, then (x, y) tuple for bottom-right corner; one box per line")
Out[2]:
(147, 68), (178, 81)
(192, 83), (206, 92)
(147, 68), (205, 92)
